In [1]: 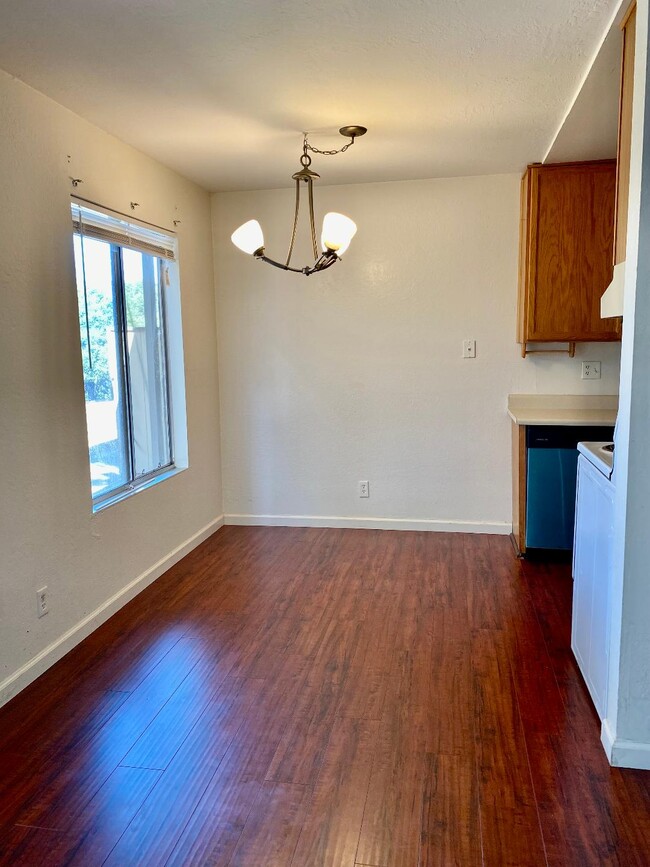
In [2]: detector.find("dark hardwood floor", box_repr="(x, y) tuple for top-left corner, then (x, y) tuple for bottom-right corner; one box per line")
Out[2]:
(1, 526), (650, 866)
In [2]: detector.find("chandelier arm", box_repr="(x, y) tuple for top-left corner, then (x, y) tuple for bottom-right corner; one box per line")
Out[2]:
(304, 251), (339, 275)
(256, 249), (339, 276)
(307, 178), (318, 261)
(285, 178), (301, 268)
(320, 253), (339, 271)
(257, 253), (306, 274)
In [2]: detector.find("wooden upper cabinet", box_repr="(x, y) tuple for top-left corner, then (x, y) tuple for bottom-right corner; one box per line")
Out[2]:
(517, 160), (621, 348)
(614, 1), (636, 265)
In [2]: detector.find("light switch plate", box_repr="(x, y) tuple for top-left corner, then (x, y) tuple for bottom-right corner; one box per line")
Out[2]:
(462, 339), (476, 358)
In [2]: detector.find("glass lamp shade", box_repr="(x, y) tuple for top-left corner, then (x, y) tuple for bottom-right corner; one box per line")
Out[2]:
(231, 220), (264, 255)
(321, 212), (357, 256)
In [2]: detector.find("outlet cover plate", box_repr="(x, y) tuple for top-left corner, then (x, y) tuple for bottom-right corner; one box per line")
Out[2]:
(582, 361), (601, 380)
(36, 586), (48, 618)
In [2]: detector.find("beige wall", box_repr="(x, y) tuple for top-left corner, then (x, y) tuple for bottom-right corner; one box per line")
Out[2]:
(212, 174), (621, 531)
(0, 71), (223, 704)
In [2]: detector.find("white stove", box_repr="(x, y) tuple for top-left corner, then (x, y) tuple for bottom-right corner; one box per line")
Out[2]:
(572, 439), (615, 720)
(577, 441), (614, 480)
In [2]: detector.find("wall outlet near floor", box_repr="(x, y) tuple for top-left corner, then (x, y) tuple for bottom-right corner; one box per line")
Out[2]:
(462, 339), (477, 359)
(358, 480), (370, 498)
(36, 586), (49, 618)
(581, 361), (601, 380)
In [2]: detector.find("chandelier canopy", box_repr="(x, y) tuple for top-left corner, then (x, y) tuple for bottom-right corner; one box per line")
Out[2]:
(231, 126), (367, 276)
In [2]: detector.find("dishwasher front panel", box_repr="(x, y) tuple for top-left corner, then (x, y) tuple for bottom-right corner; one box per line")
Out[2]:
(524, 424), (614, 551)
(526, 448), (578, 550)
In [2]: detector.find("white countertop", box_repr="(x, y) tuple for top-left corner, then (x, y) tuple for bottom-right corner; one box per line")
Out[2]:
(578, 442), (614, 478)
(508, 394), (618, 427)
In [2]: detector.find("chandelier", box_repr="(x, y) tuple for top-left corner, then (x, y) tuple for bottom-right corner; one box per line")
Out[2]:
(231, 125), (367, 276)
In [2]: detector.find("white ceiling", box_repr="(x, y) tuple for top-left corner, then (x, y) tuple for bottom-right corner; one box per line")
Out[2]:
(0, 0), (620, 192)
(546, 23), (621, 163)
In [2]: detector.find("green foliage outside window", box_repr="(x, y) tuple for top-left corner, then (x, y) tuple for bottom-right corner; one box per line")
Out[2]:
(79, 281), (144, 401)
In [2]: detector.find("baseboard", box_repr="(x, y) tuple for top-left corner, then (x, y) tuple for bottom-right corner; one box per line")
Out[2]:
(0, 515), (225, 709)
(601, 717), (616, 762)
(224, 513), (511, 535)
(601, 718), (650, 769)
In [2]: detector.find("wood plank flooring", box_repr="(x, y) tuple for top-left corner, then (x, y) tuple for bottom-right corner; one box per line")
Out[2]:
(1, 526), (650, 866)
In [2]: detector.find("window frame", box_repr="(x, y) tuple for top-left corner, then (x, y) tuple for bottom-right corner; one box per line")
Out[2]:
(71, 199), (182, 511)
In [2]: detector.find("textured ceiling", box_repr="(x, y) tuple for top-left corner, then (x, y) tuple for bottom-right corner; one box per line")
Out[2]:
(546, 23), (621, 163)
(0, 0), (621, 191)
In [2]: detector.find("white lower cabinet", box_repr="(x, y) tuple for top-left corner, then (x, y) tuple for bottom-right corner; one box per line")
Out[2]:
(571, 454), (615, 720)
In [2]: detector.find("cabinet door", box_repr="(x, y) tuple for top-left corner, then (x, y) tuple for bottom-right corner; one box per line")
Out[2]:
(521, 162), (620, 343)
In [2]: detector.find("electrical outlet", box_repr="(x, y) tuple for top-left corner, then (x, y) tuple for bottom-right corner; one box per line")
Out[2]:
(462, 339), (476, 358)
(36, 586), (49, 618)
(358, 480), (369, 498)
(581, 361), (601, 380)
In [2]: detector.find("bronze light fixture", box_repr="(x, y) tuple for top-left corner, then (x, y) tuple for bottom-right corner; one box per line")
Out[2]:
(231, 125), (367, 276)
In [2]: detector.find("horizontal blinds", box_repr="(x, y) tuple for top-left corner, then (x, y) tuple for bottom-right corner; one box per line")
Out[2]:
(71, 201), (177, 261)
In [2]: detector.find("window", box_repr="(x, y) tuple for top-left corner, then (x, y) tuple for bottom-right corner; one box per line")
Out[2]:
(71, 201), (183, 508)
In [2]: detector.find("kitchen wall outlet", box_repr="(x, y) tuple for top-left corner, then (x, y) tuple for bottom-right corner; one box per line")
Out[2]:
(358, 480), (369, 498)
(581, 361), (601, 380)
(36, 586), (49, 618)
(462, 339), (477, 359)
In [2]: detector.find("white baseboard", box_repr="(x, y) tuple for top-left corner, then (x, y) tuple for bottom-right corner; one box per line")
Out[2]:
(601, 718), (650, 769)
(0, 515), (224, 709)
(601, 717), (616, 761)
(224, 513), (511, 535)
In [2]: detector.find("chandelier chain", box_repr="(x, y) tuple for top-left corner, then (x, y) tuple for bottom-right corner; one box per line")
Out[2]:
(303, 134), (355, 156)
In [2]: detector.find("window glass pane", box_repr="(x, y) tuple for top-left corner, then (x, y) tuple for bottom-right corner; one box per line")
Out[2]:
(74, 235), (130, 498)
(73, 201), (177, 507)
(122, 248), (172, 478)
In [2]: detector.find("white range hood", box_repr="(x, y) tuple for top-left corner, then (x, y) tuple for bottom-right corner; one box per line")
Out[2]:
(601, 261), (625, 318)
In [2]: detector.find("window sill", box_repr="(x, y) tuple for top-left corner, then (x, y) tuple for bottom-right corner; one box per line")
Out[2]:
(92, 465), (186, 514)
